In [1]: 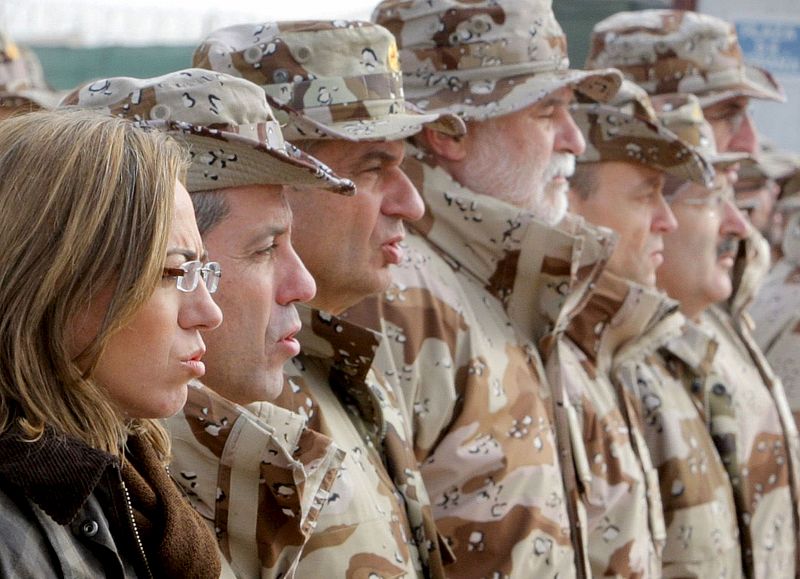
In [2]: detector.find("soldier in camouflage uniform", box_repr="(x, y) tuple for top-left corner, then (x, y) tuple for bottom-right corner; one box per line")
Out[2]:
(194, 21), (465, 577)
(551, 80), (718, 577)
(334, 1), (624, 576)
(64, 70), (355, 578)
(750, 169), (800, 428)
(586, 8), (783, 318)
(588, 15), (800, 576)
(594, 93), (746, 578)
(0, 29), (60, 119)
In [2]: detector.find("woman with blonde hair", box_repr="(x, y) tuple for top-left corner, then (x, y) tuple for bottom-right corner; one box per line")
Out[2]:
(0, 109), (224, 577)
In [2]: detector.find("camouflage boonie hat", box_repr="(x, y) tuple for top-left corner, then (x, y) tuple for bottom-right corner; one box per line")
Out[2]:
(738, 148), (800, 183)
(0, 31), (60, 109)
(779, 171), (800, 209)
(371, 0), (623, 121)
(743, 149), (800, 210)
(193, 20), (465, 141)
(651, 93), (748, 168)
(574, 80), (714, 186)
(586, 10), (785, 107)
(62, 69), (354, 194)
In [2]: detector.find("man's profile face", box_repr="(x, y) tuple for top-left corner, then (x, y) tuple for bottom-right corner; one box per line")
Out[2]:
(735, 177), (780, 234)
(656, 175), (749, 319)
(703, 96), (758, 155)
(287, 139), (424, 314)
(569, 162), (676, 287)
(200, 185), (316, 404)
(455, 86), (586, 225)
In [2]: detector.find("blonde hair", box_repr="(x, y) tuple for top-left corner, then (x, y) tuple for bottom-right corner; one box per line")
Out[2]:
(0, 109), (189, 459)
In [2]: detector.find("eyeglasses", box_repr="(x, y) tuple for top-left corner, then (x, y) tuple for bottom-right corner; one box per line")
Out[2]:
(163, 260), (221, 294)
(670, 183), (735, 211)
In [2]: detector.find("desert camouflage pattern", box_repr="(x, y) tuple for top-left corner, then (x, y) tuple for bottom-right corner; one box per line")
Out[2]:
(343, 143), (620, 578)
(0, 30), (59, 109)
(274, 305), (449, 578)
(62, 68), (354, 194)
(651, 92), (748, 168)
(165, 382), (344, 578)
(750, 228), (800, 428)
(544, 268), (672, 578)
(574, 80), (714, 186)
(728, 224), (771, 324)
(193, 20), (465, 141)
(696, 305), (800, 577)
(611, 314), (743, 577)
(585, 10), (785, 107)
(371, 0), (622, 120)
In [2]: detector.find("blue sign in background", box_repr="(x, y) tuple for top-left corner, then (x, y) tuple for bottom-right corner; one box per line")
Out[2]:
(737, 20), (800, 77)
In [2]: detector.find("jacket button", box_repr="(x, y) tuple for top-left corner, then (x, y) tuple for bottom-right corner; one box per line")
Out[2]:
(80, 520), (99, 537)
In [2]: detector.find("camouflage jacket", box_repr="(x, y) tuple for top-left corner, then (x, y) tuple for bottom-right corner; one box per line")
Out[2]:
(274, 305), (449, 578)
(545, 269), (670, 578)
(728, 226), (772, 325)
(612, 312), (743, 578)
(696, 306), (800, 578)
(750, 257), (800, 426)
(344, 147), (616, 578)
(166, 382), (344, 578)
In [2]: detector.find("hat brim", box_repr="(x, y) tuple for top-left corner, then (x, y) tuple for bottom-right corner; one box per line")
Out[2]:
(710, 151), (750, 168)
(402, 66), (623, 121)
(275, 101), (466, 142)
(153, 121), (355, 195)
(0, 87), (63, 110)
(697, 64), (786, 107)
(574, 104), (714, 186)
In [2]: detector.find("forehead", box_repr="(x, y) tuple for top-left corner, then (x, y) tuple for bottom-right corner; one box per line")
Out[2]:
(225, 184), (291, 220)
(535, 86), (575, 108)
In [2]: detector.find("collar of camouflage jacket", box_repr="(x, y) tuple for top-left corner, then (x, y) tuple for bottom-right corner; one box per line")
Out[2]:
(0, 425), (118, 524)
(295, 305), (393, 432)
(167, 381), (344, 578)
(659, 316), (719, 375)
(727, 224), (771, 325)
(402, 144), (616, 344)
(564, 269), (679, 374)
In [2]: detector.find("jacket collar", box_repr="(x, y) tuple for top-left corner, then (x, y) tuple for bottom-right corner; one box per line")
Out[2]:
(296, 305), (387, 434)
(661, 317), (718, 375)
(0, 425), (118, 524)
(564, 270), (679, 374)
(403, 145), (615, 344)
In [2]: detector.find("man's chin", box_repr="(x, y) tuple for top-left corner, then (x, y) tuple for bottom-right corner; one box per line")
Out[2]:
(535, 187), (569, 226)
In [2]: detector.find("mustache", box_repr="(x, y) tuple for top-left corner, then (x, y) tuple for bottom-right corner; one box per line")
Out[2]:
(716, 236), (740, 258)
(543, 153), (575, 181)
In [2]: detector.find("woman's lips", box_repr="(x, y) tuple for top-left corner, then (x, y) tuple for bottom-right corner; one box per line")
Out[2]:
(182, 350), (206, 377)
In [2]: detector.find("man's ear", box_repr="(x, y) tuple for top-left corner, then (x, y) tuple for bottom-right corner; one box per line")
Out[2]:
(422, 125), (468, 162)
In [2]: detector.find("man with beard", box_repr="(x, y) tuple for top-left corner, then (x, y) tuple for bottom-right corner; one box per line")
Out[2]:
(64, 70), (356, 576)
(193, 20), (467, 577)
(588, 12), (800, 576)
(550, 81), (743, 576)
(340, 0), (623, 576)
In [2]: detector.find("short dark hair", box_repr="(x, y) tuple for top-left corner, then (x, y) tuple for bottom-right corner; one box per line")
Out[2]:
(191, 189), (230, 236)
